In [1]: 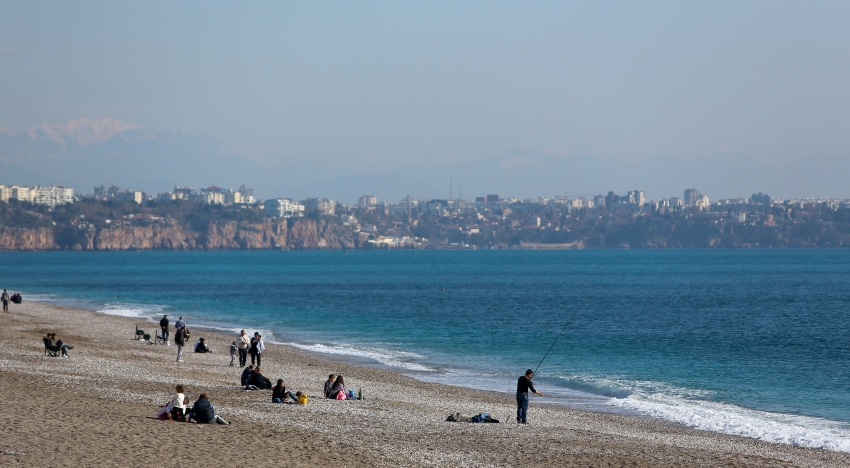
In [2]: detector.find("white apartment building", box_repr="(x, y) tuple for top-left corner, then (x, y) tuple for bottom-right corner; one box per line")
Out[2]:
(695, 195), (711, 210)
(264, 198), (305, 218)
(303, 198), (335, 216)
(0, 186), (11, 202)
(32, 185), (74, 207)
(10, 186), (34, 202)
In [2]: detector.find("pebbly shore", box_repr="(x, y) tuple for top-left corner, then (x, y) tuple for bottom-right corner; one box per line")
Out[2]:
(1, 301), (848, 467)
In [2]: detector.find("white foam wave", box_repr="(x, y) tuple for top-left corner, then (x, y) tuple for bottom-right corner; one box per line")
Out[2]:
(610, 394), (850, 453)
(98, 302), (165, 319)
(290, 343), (434, 372)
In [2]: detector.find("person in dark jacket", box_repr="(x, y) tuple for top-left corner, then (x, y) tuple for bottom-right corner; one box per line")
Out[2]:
(516, 369), (544, 424)
(194, 337), (211, 353)
(323, 374), (336, 398)
(174, 327), (187, 362)
(159, 315), (169, 341)
(240, 365), (255, 386)
(272, 379), (297, 403)
(187, 394), (229, 425)
(249, 366), (272, 390)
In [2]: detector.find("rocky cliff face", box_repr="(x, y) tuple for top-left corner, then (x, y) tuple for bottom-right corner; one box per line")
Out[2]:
(0, 226), (56, 250)
(0, 218), (358, 251)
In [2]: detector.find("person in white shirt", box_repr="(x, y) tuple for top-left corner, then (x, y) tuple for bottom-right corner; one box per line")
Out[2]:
(255, 334), (266, 367)
(170, 384), (187, 421)
(237, 330), (250, 367)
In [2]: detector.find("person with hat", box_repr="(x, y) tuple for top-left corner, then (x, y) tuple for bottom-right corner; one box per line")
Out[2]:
(516, 369), (544, 424)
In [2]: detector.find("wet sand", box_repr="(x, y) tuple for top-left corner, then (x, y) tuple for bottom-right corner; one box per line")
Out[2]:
(1, 301), (848, 467)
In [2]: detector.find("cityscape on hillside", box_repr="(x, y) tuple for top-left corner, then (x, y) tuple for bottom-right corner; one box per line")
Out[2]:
(1, 181), (849, 249)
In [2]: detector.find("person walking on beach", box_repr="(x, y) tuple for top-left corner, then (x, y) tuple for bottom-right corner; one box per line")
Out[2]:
(229, 341), (238, 366)
(250, 332), (259, 366)
(174, 326), (187, 362)
(516, 369), (544, 424)
(160, 315), (170, 342)
(237, 330), (249, 367)
(2, 289), (10, 312)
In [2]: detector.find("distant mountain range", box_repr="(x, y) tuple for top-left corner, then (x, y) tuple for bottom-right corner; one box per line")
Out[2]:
(1, 117), (846, 203)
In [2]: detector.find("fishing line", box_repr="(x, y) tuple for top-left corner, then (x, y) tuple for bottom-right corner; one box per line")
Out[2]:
(532, 299), (587, 377)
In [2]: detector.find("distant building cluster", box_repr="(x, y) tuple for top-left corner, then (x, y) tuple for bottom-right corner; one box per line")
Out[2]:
(0, 184), (74, 208)
(156, 185), (256, 205)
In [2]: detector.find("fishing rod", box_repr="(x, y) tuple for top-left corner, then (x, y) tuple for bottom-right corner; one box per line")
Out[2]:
(532, 299), (587, 377)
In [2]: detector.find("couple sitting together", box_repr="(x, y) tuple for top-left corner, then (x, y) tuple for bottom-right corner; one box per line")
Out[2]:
(44, 333), (74, 358)
(241, 364), (272, 390)
(324, 374), (353, 400)
(160, 384), (229, 425)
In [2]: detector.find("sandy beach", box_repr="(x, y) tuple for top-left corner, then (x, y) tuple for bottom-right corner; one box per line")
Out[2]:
(1, 301), (848, 467)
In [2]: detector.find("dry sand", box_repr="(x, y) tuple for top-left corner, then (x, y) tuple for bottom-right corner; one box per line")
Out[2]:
(1, 301), (848, 467)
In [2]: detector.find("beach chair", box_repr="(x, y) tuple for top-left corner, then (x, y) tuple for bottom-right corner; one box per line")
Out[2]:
(154, 333), (166, 345)
(43, 337), (61, 357)
(135, 325), (147, 341)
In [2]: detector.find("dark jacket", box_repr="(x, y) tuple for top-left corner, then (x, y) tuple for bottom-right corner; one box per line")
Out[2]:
(174, 329), (186, 346)
(191, 397), (215, 424)
(272, 385), (288, 401)
(240, 367), (254, 386)
(250, 372), (271, 390)
(160, 317), (169, 328)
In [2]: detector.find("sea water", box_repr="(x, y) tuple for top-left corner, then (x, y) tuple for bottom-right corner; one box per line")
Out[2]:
(3, 249), (850, 451)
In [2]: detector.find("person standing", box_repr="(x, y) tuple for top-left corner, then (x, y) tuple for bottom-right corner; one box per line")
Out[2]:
(255, 334), (265, 368)
(174, 326), (187, 362)
(1, 289), (10, 312)
(516, 369), (544, 424)
(249, 332), (259, 366)
(237, 330), (250, 367)
(160, 314), (170, 342)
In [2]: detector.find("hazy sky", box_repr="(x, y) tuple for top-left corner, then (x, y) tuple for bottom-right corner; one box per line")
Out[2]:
(2, 1), (849, 195)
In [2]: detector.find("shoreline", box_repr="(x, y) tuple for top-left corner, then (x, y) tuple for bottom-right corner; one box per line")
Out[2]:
(2, 301), (849, 466)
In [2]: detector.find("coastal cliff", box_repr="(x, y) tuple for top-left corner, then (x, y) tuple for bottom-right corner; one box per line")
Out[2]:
(0, 219), (357, 251)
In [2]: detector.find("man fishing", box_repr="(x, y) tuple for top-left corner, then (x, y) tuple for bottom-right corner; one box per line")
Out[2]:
(516, 369), (544, 424)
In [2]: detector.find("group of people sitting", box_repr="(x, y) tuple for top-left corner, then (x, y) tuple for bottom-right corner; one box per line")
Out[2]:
(43, 332), (73, 358)
(239, 364), (309, 404)
(159, 384), (230, 425)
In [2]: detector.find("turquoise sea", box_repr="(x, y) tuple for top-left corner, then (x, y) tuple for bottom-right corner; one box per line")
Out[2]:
(3, 249), (850, 451)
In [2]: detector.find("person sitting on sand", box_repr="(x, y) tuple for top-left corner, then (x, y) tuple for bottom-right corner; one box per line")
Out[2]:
(170, 384), (187, 421)
(295, 391), (308, 405)
(187, 394), (230, 425)
(194, 337), (211, 353)
(331, 375), (346, 399)
(240, 364), (255, 387)
(48, 333), (74, 358)
(249, 366), (272, 390)
(324, 374), (336, 399)
(272, 379), (297, 403)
